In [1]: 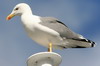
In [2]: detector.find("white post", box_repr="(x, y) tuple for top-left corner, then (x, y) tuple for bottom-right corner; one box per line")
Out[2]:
(27, 52), (62, 66)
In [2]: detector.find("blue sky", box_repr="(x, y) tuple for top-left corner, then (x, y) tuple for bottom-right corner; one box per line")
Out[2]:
(0, 0), (100, 66)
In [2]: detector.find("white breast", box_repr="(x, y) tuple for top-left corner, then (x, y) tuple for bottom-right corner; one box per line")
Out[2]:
(21, 14), (63, 48)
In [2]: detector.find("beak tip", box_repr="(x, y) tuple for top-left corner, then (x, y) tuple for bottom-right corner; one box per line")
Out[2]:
(6, 17), (10, 20)
(6, 17), (9, 20)
(6, 14), (15, 20)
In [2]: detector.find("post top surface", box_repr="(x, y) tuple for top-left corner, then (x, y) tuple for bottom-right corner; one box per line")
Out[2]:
(27, 52), (62, 66)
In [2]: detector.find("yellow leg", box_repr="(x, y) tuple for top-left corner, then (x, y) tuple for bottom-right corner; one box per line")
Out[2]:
(48, 43), (52, 52)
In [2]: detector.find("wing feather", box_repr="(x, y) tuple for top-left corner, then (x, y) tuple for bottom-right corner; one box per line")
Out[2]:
(39, 17), (82, 39)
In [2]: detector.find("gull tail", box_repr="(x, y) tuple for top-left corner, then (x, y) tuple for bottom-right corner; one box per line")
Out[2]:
(61, 38), (96, 48)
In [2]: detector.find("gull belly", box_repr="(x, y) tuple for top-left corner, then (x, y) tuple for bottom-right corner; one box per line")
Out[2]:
(23, 22), (64, 49)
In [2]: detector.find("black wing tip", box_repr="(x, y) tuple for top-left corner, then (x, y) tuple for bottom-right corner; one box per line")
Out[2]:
(86, 39), (96, 47)
(72, 38), (96, 48)
(90, 40), (96, 47)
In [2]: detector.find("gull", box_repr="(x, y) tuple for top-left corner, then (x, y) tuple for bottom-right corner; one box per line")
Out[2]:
(6, 3), (95, 52)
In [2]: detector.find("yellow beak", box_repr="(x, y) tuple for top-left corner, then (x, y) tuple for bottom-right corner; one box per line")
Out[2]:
(6, 14), (15, 20)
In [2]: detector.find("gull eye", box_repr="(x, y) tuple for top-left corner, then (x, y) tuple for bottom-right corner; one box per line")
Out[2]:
(15, 7), (19, 10)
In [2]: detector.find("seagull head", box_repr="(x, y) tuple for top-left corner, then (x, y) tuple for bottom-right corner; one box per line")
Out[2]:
(6, 3), (32, 20)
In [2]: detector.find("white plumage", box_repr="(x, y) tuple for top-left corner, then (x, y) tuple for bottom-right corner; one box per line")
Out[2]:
(7, 3), (95, 50)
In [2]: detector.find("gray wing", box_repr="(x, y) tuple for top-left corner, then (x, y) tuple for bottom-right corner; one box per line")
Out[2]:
(39, 17), (82, 39)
